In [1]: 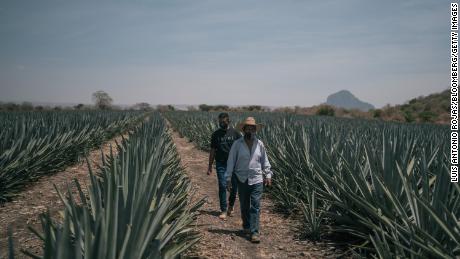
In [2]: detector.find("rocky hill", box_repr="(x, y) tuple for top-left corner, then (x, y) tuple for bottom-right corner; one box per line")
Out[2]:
(325, 90), (375, 111)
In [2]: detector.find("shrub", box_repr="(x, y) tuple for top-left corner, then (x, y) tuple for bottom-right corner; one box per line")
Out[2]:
(316, 105), (335, 116)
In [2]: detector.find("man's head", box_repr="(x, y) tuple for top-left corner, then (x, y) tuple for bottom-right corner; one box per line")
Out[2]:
(218, 112), (229, 129)
(237, 117), (263, 140)
(242, 124), (257, 140)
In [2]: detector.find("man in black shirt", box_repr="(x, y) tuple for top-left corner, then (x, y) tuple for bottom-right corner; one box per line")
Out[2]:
(208, 112), (242, 220)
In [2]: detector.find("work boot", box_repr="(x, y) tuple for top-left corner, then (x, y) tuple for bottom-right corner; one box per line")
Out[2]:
(250, 233), (260, 243)
(242, 228), (251, 235)
(227, 206), (234, 217)
(218, 212), (227, 220)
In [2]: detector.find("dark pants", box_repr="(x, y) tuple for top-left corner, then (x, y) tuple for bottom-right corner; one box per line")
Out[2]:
(237, 179), (263, 234)
(215, 160), (238, 212)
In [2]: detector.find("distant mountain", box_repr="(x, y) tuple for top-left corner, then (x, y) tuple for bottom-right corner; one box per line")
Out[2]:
(325, 90), (375, 111)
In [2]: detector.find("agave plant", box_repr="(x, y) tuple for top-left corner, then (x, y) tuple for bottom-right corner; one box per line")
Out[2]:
(0, 110), (145, 202)
(6, 113), (204, 259)
(166, 110), (455, 258)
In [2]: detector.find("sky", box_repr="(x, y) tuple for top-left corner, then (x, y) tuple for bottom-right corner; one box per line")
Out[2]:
(0, 0), (452, 108)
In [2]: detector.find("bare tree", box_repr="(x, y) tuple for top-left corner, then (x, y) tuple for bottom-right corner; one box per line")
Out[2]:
(92, 90), (113, 110)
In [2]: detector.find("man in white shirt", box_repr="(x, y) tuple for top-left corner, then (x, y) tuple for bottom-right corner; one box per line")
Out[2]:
(225, 117), (273, 243)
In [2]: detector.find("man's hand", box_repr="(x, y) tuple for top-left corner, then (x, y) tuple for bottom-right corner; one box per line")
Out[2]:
(226, 180), (232, 192)
(207, 167), (212, 175)
(264, 178), (272, 187)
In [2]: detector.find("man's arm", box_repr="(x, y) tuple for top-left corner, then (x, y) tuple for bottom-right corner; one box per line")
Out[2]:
(260, 142), (273, 185)
(208, 132), (217, 175)
(225, 141), (238, 182)
(207, 148), (216, 175)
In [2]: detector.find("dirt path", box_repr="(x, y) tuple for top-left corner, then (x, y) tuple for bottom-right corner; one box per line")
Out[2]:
(0, 134), (126, 259)
(170, 129), (337, 259)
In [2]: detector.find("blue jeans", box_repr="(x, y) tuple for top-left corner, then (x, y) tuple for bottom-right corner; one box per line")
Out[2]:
(237, 179), (263, 234)
(215, 160), (238, 212)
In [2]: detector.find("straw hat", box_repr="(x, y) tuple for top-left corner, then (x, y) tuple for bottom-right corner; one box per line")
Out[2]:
(236, 117), (264, 132)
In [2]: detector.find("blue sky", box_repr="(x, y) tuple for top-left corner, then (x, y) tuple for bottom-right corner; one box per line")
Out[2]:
(0, 0), (451, 107)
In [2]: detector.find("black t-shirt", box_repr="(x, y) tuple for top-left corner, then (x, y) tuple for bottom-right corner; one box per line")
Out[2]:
(210, 127), (242, 162)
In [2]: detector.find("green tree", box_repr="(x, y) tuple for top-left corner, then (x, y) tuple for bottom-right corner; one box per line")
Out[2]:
(134, 102), (152, 111)
(403, 110), (415, 123)
(419, 111), (437, 122)
(5, 103), (19, 111)
(372, 109), (382, 118)
(199, 104), (212, 112)
(316, 105), (335, 116)
(74, 103), (85, 110)
(20, 102), (34, 111)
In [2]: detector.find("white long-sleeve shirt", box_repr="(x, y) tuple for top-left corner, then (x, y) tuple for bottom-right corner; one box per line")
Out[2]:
(225, 137), (273, 185)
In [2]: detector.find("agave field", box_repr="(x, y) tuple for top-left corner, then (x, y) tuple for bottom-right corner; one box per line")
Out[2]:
(0, 110), (144, 202)
(165, 111), (458, 258)
(7, 112), (204, 258)
(2, 109), (457, 258)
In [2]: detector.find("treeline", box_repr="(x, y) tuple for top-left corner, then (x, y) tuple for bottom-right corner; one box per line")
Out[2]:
(191, 104), (270, 112)
(0, 90), (160, 112)
(3, 89), (449, 124)
(0, 102), (150, 112)
(0, 102), (177, 112)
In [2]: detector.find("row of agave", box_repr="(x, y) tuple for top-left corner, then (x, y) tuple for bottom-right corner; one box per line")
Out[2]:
(165, 111), (457, 258)
(8, 113), (204, 258)
(0, 110), (145, 202)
